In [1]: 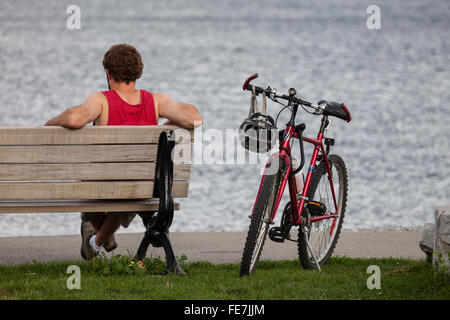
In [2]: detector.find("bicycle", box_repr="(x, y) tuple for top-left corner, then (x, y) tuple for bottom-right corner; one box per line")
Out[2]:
(239, 74), (352, 276)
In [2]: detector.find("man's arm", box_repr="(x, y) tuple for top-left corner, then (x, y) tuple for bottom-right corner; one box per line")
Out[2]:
(155, 92), (202, 129)
(45, 92), (103, 129)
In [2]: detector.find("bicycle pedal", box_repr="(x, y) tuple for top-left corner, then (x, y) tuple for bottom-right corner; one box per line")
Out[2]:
(306, 201), (327, 217)
(269, 227), (287, 243)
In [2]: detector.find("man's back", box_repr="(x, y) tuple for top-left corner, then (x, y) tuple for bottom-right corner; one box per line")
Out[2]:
(95, 89), (157, 126)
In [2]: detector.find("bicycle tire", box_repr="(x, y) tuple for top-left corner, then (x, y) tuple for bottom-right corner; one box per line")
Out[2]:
(297, 154), (348, 270)
(240, 157), (285, 276)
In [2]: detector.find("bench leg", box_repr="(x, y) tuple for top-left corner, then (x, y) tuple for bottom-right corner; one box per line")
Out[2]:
(135, 235), (151, 261)
(159, 231), (184, 274)
(135, 229), (184, 274)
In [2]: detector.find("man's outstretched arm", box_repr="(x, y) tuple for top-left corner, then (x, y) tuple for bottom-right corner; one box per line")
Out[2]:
(45, 92), (103, 129)
(155, 92), (202, 129)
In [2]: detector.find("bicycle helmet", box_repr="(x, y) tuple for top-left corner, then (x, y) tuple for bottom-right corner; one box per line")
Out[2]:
(239, 87), (277, 153)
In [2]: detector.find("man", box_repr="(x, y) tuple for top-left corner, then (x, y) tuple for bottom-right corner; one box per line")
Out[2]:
(45, 44), (202, 259)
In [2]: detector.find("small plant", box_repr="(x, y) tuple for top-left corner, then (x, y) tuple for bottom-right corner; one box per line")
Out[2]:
(91, 252), (170, 276)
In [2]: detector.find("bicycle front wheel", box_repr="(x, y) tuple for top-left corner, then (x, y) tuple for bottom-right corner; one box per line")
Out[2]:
(240, 157), (285, 276)
(298, 154), (348, 269)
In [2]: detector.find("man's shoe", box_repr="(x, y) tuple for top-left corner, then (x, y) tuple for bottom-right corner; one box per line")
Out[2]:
(80, 221), (98, 260)
(103, 235), (118, 252)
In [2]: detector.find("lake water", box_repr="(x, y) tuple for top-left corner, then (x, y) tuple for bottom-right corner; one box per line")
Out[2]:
(0, 0), (449, 236)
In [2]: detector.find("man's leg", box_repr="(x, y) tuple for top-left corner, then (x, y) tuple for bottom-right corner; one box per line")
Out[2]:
(88, 212), (106, 231)
(80, 212), (118, 260)
(80, 214), (100, 260)
(94, 214), (121, 247)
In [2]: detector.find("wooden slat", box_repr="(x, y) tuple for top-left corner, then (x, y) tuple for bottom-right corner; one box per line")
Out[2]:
(0, 145), (157, 163)
(0, 163), (191, 180)
(0, 126), (194, 145)
(0, 181), (189, 200)
(0, 200), (180, 213)
(0, 144), (191, 164)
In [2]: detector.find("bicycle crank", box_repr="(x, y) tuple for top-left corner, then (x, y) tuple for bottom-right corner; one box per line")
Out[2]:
(269, 201), (295, 243)
(268, 227), (285, 242)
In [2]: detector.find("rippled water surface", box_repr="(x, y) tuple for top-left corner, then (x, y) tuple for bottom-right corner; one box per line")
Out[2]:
(0, 0), (449, 236)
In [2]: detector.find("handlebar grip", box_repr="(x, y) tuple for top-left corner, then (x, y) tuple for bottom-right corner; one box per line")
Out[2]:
(321, 101), (352, 122)
(242, 73), (258, 91)
(341, 103), (352, 122)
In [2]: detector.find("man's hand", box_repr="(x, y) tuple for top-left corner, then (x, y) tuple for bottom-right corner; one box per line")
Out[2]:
(45, 92), (103, 129)
(155, 92), (202, 129)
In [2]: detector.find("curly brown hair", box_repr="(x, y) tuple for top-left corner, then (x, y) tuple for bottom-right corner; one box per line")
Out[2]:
(102, 44), (143, 84)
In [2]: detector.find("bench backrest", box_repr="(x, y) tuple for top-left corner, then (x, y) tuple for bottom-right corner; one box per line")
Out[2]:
(0, 126), (193, 201)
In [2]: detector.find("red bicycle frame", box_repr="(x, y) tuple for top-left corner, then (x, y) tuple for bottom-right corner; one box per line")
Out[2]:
(252, 113), (339, 234)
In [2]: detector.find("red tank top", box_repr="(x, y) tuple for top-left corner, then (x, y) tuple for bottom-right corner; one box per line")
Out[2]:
(101, 90), (157, 125)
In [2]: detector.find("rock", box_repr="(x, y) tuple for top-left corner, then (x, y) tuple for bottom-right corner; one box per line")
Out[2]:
(432, 206), (450, 272)
(419, 223), (435, 262)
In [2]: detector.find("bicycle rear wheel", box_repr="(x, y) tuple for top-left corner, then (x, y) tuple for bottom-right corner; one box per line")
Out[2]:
(240, 157), (285, 276)
(298, 154), (348, 269)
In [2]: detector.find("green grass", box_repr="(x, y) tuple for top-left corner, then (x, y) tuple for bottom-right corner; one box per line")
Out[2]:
(0, 256), (448, 300)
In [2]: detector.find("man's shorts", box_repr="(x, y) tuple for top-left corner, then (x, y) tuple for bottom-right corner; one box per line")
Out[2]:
(80, 212), (136, 228)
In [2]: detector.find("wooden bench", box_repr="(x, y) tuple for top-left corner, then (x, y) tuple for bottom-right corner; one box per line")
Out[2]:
(0, 125), (193, 273)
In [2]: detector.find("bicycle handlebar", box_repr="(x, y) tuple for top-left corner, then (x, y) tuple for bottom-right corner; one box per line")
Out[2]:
(242, 74), (352, 123)
(242, 73), (319, 110)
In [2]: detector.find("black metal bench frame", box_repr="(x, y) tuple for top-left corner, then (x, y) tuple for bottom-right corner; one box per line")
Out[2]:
(135, 130), (184, 274)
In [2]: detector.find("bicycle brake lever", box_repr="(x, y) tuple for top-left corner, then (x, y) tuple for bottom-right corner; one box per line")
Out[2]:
(269, 88), (278, 102)
(313, 103), (325, 115)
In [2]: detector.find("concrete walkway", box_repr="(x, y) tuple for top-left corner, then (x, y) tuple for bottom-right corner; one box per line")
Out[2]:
(0, 228), (425, 265)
